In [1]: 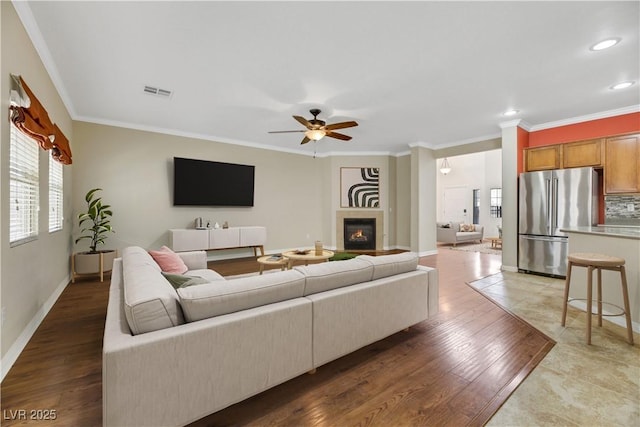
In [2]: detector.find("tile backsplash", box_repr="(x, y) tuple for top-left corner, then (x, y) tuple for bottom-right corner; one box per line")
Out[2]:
(605, 195), (640, 225)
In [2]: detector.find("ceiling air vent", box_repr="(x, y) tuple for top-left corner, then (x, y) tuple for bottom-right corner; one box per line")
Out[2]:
(143, 85), (172, 98)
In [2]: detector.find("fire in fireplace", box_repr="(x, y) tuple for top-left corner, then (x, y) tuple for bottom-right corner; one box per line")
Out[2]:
(344, 218), (376, 250)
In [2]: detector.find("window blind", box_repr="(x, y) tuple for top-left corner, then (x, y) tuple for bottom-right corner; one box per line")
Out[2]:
(10, 123), (39, 244)
(49, 154), (63, 232)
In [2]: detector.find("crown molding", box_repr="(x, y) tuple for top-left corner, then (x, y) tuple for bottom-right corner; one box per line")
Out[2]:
(74, 115), (316, 157)
(529, 105), (640, 132)
(431, 132), (503, 149)
(499, 119), (523, 129)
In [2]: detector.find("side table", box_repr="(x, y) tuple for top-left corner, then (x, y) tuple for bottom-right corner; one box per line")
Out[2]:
(257, 255), (289, 274)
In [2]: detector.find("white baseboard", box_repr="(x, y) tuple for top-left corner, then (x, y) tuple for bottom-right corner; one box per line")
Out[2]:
(501, 265), (519, 272)
(419, 249), (438, 257)
(1, 275), (70, 381)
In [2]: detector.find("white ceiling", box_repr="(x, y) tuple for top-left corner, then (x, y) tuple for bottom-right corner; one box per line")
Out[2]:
(14, 1), (640, 156)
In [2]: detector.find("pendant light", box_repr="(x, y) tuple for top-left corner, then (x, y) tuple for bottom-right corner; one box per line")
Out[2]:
(440, 158), (451, 175)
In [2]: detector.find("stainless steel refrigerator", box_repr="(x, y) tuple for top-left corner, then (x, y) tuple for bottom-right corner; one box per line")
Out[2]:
(518, 167), (598, 277)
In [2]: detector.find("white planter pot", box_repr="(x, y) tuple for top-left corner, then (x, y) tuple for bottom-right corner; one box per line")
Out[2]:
(72, 250), (117, 282)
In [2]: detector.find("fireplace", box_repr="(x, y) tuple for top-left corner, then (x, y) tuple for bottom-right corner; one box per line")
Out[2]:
(343, 218), (376, 250)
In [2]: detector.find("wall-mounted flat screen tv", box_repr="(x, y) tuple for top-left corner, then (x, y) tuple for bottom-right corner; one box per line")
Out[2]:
(173, 157), (255, 206)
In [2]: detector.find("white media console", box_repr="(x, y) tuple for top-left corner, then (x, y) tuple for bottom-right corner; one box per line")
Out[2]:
(169, 226), (266, 256)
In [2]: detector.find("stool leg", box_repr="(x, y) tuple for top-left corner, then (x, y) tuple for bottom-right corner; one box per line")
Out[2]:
(619, 266), (634, 345)
(586, 265), (594, 345)
(597, 267), (603, 327)
(561, 261), (573, 326)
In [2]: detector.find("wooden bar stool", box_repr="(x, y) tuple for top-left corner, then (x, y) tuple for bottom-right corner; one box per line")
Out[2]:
(561, 252), (634, 345)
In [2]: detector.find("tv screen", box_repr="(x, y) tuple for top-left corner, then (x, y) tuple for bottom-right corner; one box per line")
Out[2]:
(173, 157), (255, 206)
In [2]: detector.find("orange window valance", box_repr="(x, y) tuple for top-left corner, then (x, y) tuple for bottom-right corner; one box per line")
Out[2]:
(9, 74), (72, 165)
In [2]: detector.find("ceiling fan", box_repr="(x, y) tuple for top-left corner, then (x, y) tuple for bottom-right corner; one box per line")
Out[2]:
(269, 109), (358, 144)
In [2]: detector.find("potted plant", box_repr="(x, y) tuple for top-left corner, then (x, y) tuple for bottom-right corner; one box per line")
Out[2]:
(72, 188), (116, 282)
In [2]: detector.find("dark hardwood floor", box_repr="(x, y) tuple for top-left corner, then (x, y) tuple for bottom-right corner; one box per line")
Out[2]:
(0, 248), (554, 426)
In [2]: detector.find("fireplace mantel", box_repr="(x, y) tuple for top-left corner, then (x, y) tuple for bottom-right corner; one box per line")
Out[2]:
(336, 210), (383, 251)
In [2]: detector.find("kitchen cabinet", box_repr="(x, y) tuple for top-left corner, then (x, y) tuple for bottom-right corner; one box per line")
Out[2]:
(562, 138), (604, 168)
(524, 145), (561, 171)
(605, 134), (640, 194)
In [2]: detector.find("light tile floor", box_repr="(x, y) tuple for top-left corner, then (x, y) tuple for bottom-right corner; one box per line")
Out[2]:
(469, 271), (640, 426)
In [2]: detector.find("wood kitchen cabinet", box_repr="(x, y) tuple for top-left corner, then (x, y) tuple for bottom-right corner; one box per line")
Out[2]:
(524, 145), (561, 171)
(562, 138), (604, 168)
(605, 134), (640, 194)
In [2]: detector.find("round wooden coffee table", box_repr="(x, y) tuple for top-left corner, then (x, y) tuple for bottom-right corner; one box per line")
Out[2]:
(282, 249), (335, 269)
(257, 255), (289, 274)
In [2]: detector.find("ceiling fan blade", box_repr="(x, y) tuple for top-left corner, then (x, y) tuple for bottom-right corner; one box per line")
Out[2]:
(326, 131), (352, 141)
(268, 130), (305, 134)
(325, 121), (358, 131)
(293, 115), (313, 129)
(300, 136), (311, 145)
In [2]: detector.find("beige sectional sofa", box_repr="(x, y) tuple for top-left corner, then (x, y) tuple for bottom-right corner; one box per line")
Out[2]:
(436, 222), (484, 246)
(103, 246), (438, 427)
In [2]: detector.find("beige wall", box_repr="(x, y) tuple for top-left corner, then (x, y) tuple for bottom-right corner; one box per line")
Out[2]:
(410, 146), (438, 255)
(394, 154), (412, 249)
(71, 123), (403, 254)
(72, 122), (326, 255)
(1, 1), (74, 367)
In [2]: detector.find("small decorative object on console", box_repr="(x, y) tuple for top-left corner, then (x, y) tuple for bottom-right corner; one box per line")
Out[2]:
(294, 249), (310, 255)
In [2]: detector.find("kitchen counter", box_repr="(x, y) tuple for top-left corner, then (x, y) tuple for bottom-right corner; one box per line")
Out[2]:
(560, 225), (640, 240)
(561, 227), (640, 332)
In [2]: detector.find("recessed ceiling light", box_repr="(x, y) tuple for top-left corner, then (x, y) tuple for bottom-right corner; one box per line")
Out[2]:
(590, 38), (621, 51)
(503, 109), (519, 117)
(610, 81), (635, 90)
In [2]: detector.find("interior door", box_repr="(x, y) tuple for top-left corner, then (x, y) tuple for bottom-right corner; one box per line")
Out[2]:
(443, 187), (469, 223)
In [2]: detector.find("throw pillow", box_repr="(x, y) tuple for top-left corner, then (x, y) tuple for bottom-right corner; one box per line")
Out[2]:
(149, 246), (188, 274)
(459, 223), (476, 232)
(162, 272), (209, 289)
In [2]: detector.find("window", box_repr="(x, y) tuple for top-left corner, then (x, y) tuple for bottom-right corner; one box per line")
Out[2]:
(10, 123), (39, 245)
(472, 189), (480, 224)
(490, 188), (502, 218)
(49, 154), (63, 232)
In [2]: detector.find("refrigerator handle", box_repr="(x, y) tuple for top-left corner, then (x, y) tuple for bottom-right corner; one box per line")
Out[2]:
(545, 179), (551, 235)
(552, 178), (559, 229)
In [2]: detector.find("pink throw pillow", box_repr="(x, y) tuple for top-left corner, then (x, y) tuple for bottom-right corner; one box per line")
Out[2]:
(149, 246), (188, 274)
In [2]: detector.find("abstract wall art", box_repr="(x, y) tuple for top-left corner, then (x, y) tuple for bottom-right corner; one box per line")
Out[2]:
(340, 167), (380, 208)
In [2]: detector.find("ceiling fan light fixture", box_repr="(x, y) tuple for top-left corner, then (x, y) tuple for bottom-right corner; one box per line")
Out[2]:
(305, 129), (326, 141)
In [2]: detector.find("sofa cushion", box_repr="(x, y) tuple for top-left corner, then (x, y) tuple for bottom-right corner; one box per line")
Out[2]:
(356, 252), (419, 280)
(294, 258), (373, 295)
(148, 246), (188, 274)
(177, 270), (305, 322)
(122, 246), (185, 335)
